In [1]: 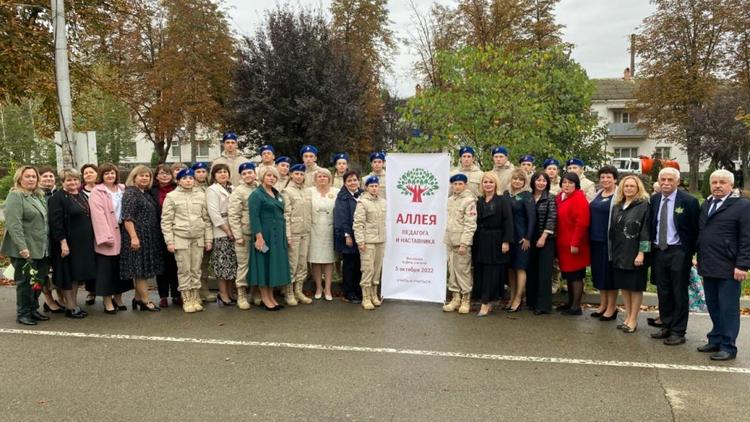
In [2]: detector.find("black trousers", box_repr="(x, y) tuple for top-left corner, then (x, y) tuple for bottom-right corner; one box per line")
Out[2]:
(342, 253), (362, 299)
(527, 240), (555, 312)
(652, 246), (691, 337)
(156, 248), (179, 298)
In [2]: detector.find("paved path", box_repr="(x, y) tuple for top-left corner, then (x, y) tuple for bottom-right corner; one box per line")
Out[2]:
(0, 287), (748, 421)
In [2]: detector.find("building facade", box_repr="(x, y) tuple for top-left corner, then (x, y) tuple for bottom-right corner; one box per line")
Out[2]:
(591, 77), (709, 176)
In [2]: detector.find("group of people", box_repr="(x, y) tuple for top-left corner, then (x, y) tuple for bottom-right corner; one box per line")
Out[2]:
(2, 133), (748, 361)
(445, 146), (749, 361)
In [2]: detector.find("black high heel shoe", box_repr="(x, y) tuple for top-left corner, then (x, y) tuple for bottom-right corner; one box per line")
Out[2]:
(85, 294), (96, 306)
(112, 298), (127, 311)
(132, 299), (161, 312)
(103, 303), (117, 315)
(43, 303), (65, 314)
(599, 309), (618, 321)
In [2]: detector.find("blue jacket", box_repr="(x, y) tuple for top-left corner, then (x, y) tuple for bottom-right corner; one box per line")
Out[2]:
(333, 186), (363, 254)
(649, 189), (700, 257)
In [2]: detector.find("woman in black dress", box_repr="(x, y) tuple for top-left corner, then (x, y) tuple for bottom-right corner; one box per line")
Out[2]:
(37, 166), (66, 314)
(590, 165), (619, 321)
(506, 169), (535, 312)
(48, 169), (97, 319)
(149, 164), (181, 308)
(527, 171), (557, 315)
(472, 172), (513, 316)
(121, 165), (163, 311)
(610, 175), (651, 333)
(80, 164), (98, 305)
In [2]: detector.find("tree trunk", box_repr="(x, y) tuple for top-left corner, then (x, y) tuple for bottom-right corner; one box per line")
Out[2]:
(685, 132), (701, 192)
(742, 144), (750, 191)
(189, 115), (197, 163)
(155, 139), (168, 164)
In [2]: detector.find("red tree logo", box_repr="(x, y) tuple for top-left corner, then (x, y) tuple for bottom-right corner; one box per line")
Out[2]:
(397, 168), (439, 203)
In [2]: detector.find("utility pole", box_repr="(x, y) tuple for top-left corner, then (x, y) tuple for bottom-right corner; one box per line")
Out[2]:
(52, 0), (76, 170)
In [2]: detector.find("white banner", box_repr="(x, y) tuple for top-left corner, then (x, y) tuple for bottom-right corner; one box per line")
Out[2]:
(382, 153), (450, 303)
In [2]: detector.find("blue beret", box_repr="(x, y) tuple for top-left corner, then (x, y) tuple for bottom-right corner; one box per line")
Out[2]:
(459, 146), (475, 156)
(543, 158), (560, 169)
(450, 173), (468, 183)
(259, 144), (274, 154)
(275, 156), (291, 165)
(492, 146), (509, 156)
(222, 132), (238, 142)
(238, 162), (256, 173)
(290, 164), (306, 173)
(519, 155), (535, 164)
(364, 176), (380, 186)
(190, 162), (208, 171)
(176, 168), (195, 180)
(332, 152), (349, 163)
(369, 151), (386, 162)
(300, 145), (318, 156)
(566, 158), (585, 168)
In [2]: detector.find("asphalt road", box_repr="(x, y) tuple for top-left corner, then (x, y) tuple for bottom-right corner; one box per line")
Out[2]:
(0, 287), (748, 421)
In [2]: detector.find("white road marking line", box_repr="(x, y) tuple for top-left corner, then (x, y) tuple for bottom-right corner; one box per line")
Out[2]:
(1, 328), (748, 374)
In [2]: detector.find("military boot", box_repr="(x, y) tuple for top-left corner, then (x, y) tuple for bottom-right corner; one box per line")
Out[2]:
(294, 282), (312, 304)
(442, 292), (461, 312)
(237, 286), (251, 310)
(458, 294), (471, 314)
(361, 287), (375, 310)
(182, 290), (196, 313)
(284, 284), (298, 306)
(370, 286), (382, 307)
(192, 289), (205, 312)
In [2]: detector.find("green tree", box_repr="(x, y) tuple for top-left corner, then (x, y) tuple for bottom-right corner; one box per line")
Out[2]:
(231, 6), (373, 163)
(0, 99), (55, 166)
(634, 0), (733, 191)
(75, 75), (135, 164)
(398, 46), (607, 169)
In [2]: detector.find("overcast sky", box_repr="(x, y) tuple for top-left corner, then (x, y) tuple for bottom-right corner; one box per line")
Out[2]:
(223, 0), (655, 97)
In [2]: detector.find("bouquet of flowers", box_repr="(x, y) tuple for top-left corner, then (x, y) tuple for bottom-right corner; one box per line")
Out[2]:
(23, 260), (46, 292)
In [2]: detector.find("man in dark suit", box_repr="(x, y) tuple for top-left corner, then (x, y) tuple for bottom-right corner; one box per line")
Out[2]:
(649, 168), (700, 345)
(696, 169), (750, 361)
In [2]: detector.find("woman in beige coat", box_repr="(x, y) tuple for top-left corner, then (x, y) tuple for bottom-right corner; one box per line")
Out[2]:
(353, 176), (386, 310)
(161, 168), (213, 312)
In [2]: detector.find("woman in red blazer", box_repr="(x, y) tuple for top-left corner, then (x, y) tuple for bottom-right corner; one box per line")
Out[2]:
(555, 173), (591, 315)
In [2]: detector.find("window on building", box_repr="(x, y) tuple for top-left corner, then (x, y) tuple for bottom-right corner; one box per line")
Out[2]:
(196, 140), (209, 157)
(613, 110), (636, 123)
(654, 147), (671, 159)
(614, 147), (639, 158)
(171, 143), (181, 158)
(123, 140), (137, 158)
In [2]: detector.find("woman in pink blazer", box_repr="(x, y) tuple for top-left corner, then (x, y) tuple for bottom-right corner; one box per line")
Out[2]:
(89, 163), (132, 314)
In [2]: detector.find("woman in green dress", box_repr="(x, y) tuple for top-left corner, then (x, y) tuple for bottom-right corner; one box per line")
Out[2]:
(248, 165), (291, 311)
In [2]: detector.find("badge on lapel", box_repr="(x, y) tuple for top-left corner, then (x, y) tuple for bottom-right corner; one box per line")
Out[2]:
(675, 206), (684, 215)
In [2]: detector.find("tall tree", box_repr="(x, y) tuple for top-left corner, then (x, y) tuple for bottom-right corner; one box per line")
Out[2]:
(408, 0), (566, 87)
(231, 7), (372, 164)
(330, 0), (395, 160)
(399, 46), (607, 169)
(90, 0), (235, 163)
(634, 0), (732, 190)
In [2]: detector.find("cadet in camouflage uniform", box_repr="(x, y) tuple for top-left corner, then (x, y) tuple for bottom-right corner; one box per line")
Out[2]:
(450, 146), (483, 197)
(566, 158), (596, 202)
(300, 145), (320, 187)
(353, 176), (387, 310)
(228, 162), (258, 310)
(491, 146), (514, 194)
(443, 173), (478, 314)
(363, 152), (387, 199)
(274, 156), (291, 192)
(281, 164), (314, 306)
